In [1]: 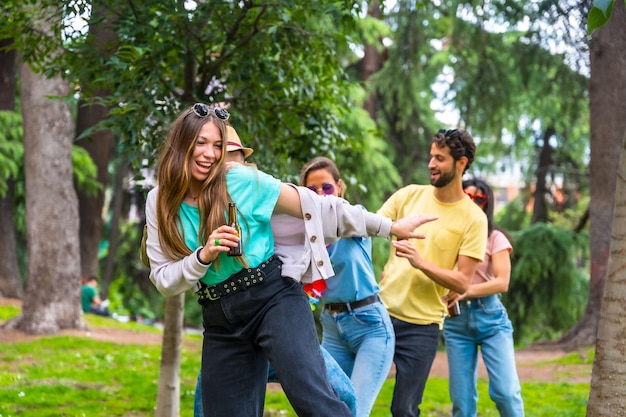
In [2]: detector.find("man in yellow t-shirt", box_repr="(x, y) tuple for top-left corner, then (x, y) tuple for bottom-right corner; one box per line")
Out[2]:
(378, 129), (487, 417)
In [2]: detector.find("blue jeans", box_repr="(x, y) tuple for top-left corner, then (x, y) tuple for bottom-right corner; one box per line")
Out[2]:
(194, 345), (357, 417)
(320, 300), (395, 417)
(199, 258), (352, 417)
(389, 318), (440, 417)
(443, 295), (524, 417)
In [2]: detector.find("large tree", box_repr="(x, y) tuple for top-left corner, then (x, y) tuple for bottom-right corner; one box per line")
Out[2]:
(4, 2), (84, 334)
(559, 0), (626, 349)
(586, 0), (626, 414)
(587, 131), (626, 414)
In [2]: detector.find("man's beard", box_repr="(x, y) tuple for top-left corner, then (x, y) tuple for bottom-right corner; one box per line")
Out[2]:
(430, 168), (456, 188)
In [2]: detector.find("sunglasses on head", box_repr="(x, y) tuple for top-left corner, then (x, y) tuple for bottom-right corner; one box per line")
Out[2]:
(438, 128), (468, 157)
(438, 129), (458, 137)
(464, 190), (488, 205)
(193, 103), (230, 120)
(307, 183), (335, 195)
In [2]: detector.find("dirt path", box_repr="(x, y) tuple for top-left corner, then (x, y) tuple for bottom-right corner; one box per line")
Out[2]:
(0, 298), (592, 384)
(427, 346), (591, 384)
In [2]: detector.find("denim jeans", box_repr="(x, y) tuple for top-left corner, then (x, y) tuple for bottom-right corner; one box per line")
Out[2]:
(389, 318), (440, 417)
(194, 345), (357, 417)
(443, 295), (524, 417)
(320, 300), (395, 417)
(199, 258), (352, 417)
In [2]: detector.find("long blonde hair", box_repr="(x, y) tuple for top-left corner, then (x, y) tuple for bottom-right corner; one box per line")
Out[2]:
(155, 105), (230, 260)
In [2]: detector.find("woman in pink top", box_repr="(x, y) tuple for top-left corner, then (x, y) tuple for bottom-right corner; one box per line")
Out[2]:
(442, 179), (525, 417)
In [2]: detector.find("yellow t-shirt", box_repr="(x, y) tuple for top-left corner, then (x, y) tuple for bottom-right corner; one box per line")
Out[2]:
(378, 184), (487, 327)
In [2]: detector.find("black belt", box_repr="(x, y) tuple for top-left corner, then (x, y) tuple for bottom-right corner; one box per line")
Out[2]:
(196, 256), (278, 302)
(324, 294), (381, 314)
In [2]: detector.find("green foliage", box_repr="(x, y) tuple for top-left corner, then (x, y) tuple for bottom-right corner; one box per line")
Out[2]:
(107, 222), (164, 320)
(496, 196), (532, 232)
(436, 2), (590, 222)
(0, 111), (23, 198)
(0, 110), (100, 238)
(370, 2), (443, 184)
(107, 221), (203, 327)
(588, 0), (616, 33)
(504, 223), (589, 346)
(549, 195), (590, 231)
(332, 85), (402, 209)
(71, 146), (101, 197)
(358, 14), (392, 48)
(83, 0), (368, 179)
(3, 0), (375, 183)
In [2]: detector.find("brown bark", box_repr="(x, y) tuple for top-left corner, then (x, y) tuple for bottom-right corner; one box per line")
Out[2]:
(75, 100), (115, 278)
(558, 0), (626, 350)
(75, 2), (118, 279)
(0, 179), (22, 299)
(587, 132), (626, 415)
(8, 45), (84, 334)
(0, 38), (17, 106)
(155, 293), (185, 417)
(530, 126), (554, 224)
(0, 37), (23, 299)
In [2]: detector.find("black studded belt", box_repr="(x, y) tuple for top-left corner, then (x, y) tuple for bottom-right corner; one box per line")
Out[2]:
(324, 294), (381, 314)
(196, 256), (278, 302)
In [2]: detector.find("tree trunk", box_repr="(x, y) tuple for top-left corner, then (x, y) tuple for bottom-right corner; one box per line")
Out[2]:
(155, 293), (185, 417)
(362, 0), (381, 119)
(0, 39), (16, 106)
(101, 160), (128, 296)
(586, 130), (626, 415)
(530, 126), (554, 224)
(0, 37), (23, 299)
(76, 101), (115, 278)
(559, 0), (626, 350)
(75, 1), (117, 279)
(0, 179), (22, 299)
(5, 4), (84, 334)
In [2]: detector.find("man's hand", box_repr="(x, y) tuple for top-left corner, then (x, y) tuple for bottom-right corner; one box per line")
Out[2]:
(390, 215), (438, 239)
(391, 238), (424, 270)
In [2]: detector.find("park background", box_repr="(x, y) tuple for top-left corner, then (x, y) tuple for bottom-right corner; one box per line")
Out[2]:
(0, 0), (625, 416)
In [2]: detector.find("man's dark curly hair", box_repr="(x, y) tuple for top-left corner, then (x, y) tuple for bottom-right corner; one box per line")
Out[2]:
(433, 129), (476, 173)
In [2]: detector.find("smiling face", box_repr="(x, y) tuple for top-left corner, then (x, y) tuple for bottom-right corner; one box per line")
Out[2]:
(304, 168), (342, 197)
(190, 121), (223, 184)
(428, 143), (459, 188)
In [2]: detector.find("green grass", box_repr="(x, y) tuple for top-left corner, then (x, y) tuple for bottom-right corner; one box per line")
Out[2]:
(0, 305), (589, 416)
(267, 377), (589, 417)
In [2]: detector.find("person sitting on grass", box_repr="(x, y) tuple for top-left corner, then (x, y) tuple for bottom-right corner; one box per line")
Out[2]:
(81, 275), (110, 317)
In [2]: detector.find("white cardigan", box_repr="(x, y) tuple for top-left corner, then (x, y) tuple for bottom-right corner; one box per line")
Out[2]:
(145, 184), (391, 297)
(272, 184), (391, 283)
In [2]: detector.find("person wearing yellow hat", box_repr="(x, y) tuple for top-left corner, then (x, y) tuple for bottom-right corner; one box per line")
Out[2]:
(225, 125), (254, 159)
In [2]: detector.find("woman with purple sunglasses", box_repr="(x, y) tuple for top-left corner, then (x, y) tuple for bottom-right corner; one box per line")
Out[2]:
(300, 157), (395, 417)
